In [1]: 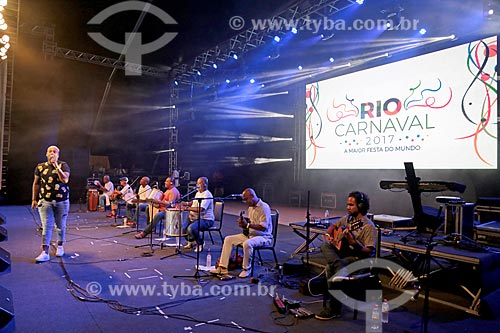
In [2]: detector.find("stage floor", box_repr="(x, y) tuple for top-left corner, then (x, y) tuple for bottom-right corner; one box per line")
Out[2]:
(0, 204), (499, 333)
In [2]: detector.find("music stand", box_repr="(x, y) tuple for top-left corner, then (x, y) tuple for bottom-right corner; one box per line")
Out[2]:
(135, 200), (161, 256)
(174, 197), (211, 280)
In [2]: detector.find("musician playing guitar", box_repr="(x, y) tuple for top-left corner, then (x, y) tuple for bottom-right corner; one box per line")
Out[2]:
(316, 191), (377, 321)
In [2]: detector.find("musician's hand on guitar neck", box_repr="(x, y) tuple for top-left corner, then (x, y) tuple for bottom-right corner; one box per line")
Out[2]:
(344, 230), (357, 246)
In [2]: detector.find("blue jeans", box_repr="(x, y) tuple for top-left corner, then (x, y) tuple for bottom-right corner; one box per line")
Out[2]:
(98, 195), (109, 209)
(38, 199), (70, 246)
(186, 218), (214, 245)
(134, 203), (149, 225)
(143, 210), (166, 236)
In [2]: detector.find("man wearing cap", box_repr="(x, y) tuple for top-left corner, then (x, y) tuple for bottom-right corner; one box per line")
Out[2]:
(108, 177), (135, 219)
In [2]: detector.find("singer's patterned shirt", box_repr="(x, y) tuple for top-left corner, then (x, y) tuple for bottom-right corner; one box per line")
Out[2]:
(34, 161), (70, 202)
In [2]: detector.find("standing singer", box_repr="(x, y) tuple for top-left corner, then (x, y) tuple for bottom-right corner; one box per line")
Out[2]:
(31, 145), (70, 263)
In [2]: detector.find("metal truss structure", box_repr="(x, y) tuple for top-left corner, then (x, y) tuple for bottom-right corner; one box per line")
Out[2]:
(170, 0), (359, 85)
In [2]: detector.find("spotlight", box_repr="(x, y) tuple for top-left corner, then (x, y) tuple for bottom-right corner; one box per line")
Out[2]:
(196, 70), (201, 76)
(232, 54), (238, 60)
(419, 28), (427, 35)
(174, 80), (179, 86)
(488, 9), (494, 15)
(297, 65), (303, 70)
(356, 0), (364, 4)
(274, 35), (281, 42)
(212, 63), (218, 69)
(250, 78), (255, 84)
(329, 57), (335, 63)
(291, 27), (298, 34)
(225, 79), (231, 84)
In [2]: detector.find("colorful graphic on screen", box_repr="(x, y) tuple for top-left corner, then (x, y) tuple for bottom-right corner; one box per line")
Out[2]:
(306, 36), (498, 169)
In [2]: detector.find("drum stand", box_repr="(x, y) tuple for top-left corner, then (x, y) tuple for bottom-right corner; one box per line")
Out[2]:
(161, 210), (195, 260)
(174, 198), (209, 279)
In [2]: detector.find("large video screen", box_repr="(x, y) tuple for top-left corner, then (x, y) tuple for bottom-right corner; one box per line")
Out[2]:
(306, 36), (498, 169)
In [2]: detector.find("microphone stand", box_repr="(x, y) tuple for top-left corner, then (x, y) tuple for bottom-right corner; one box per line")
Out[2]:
(174, 196), (212, 280)
(305, 190), (311, 270)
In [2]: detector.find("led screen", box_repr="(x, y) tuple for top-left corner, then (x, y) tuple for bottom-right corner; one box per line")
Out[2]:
(306, 36), (498, 169)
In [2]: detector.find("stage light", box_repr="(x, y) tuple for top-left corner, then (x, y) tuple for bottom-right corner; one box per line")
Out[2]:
(174, 80), (179, 86)
(250, 78), (255, 84)
(329, 57), (335, 63)
(297, 65), (303, 70)
(274, 35), (281, 42)
(196, 70), (201, 76)
(419, 28), (427, 35)
(291, 27), (298, 34)
(449, 34), (456, 40)
(212, 63), (218, 69)
(232, 54), (238, 60)
(488, 9), (494, 15)
(356, 0), (364, 4)
(225, 79), (231, 84)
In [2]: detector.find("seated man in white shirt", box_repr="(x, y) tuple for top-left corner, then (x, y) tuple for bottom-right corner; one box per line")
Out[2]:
(210, 188), (272, 278)
(109, 177), (135, 220)
(97, 175), (114, 212)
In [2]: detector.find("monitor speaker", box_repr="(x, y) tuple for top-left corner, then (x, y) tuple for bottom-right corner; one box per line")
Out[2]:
(0, 248), (10, 272)
(0, 285), (14, 329)
(0, 226), (7, 242)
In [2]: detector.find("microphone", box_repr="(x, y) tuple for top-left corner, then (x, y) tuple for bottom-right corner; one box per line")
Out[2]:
(229, 194), (242, 198)
(195, 186), (200, 189)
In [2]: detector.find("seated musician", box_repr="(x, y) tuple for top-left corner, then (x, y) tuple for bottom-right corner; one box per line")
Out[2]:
(134, 177), (180, 239)
(130, 176), (152, 226)
(108, 177), (135, 219)
(210, 188), (272, 278)
(181, 177), (214, 253)
(315, 191), (377, 320)
(96, 175), (114, 212)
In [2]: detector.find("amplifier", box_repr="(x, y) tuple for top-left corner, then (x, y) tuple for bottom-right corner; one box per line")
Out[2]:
(373, 214), (415, 230)
(474, 221), (500, 247)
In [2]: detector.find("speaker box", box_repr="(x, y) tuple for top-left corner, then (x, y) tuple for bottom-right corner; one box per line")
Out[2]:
(0, 248), (10, 272)
(0, 226), (7, 242)
(0, 285), (14, 329)
(481, 289), (500, 319)
(283, 258), (305, 275)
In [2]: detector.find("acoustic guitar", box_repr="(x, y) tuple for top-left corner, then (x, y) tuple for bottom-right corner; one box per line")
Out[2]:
(240, 211), (250, 236)
(329, 218), (363, 251)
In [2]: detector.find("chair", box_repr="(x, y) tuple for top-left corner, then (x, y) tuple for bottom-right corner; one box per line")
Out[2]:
(205, 200), (224, 244)
(237, 208), (279, 277)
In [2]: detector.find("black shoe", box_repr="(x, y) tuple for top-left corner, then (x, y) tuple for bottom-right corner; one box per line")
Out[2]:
(315, 308), (341, 320)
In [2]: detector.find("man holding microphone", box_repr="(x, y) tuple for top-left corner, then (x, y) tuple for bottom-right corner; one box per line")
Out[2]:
(31, 145), (70, 262)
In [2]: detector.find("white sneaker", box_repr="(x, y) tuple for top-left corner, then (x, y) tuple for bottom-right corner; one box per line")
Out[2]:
(35, 251), (50, 262)
(238, 268), (252, 278)
(56, 246), (64, 257)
